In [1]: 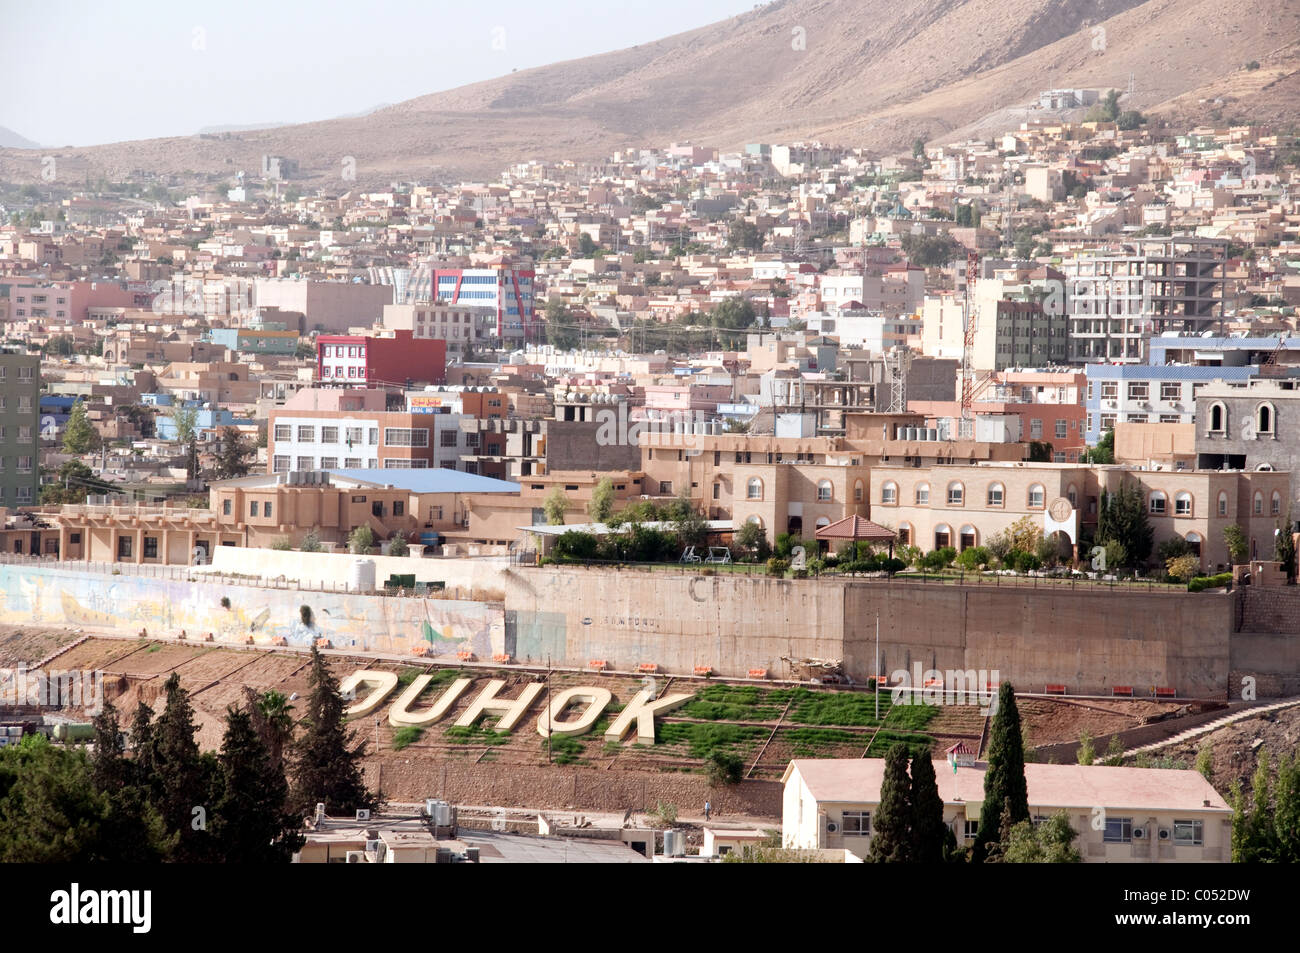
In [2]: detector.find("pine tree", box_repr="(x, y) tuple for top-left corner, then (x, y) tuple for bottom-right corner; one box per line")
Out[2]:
(1273, 754), (1300, 861)
(290, 647), (372, 815)
(62, 399), (97, 454)
(974, 682), (1029, 861)
(90, 703), (175, 861)
(212, 707), (304, 862)
(909, 752), (948, 863)
(214, 426), (253, 480)
(151, 673), (215, 861)
(867, 745), (913, 862)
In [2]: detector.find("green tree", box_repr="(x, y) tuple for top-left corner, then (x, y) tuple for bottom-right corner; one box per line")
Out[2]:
(213, 426), (253, 480)
(1076, 730), (1095, 766)
(1000, 811), (1082, 863)
(669, 491), (708, 548)
(243, 687), (295, 773)
(1096, 482), (1153, 568)
(40, 459), (112, 505)
(90, 702), (175, 861)
(1231, 751), (1280, 862)
(912, 137), (926, 158)
(387, 533), (409, 557)
(150, 673), (217, 861)
(211, 706), (303, 862)
(172, 406), (198, 444)
(186, 434), (201, 482)
(0, 735), (111, 862)
(1083, 429), (1114, 464)
(706, 751), (745, 787)
(867, 745), (913, 862)
(1275, 510), (1295, 580)
(734, 521), (769, 560)
(543, 487), (570, 526)
(299, 528), (323, 552)
(1224, 523), (1248, 565)
(348, 525), (375, 555)
(543, 297), (580, 350)
(577, 233), (598, 257)
(62, 399), (97, 454)
(587, 477), (616, 523)
(290, 647), (373, 815)
(728, 217), (762, 252)
(974, 682), (1028, 861)
(909, 751), (950, 862)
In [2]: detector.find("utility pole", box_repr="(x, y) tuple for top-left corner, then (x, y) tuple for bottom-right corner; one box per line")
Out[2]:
(546, 653), (552, 764)
(875, 614), (880, 722)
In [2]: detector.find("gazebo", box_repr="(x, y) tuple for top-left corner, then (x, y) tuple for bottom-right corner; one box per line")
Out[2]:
(815, 515), (898, 557)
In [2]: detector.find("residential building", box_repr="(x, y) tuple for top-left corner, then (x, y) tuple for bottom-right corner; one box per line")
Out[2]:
(382, 301), (497, 357)
(1084, 363), (1255, 446)
(782, 758), (1230, 863)
(1196, 378), (1300, 501)
(412, 262), (535, 341)
(0, 353), (40, 509)
(317, 330), (446, 388)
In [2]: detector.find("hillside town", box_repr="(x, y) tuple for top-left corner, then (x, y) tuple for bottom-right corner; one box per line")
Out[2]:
(1, 77), (1299, 882)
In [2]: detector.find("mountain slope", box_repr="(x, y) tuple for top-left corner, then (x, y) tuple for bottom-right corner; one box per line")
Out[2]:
(2, 0), (1297, 186)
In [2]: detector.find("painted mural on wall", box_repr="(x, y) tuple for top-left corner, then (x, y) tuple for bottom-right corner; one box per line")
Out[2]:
(0, 566), (504, 658)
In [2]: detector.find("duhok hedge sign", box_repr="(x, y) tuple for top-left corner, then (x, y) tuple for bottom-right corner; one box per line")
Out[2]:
(340, 671), (693, 744)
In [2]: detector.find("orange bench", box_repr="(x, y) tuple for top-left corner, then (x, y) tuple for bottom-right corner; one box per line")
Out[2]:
(637, 663), (659, 673)
(1154, 686), (1176, 699)
(410, 643), (431, 657)
(923, 678), (943, 688)
(492, 653), (513, 664)
(314, 637), (332, 649)
(1044, 684), (1066, 695)
(874, 675), (889, 686)
(1112, 685), (1134, 697)
(456, 650), (475, 662)
(748, 668), (769, 679)
(693, 665), (714, 676)
(588, 659), (608, 671)
(271, 636), (288, 647)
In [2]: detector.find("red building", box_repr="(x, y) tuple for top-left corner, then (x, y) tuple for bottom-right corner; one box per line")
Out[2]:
(317, 330), (446, 387)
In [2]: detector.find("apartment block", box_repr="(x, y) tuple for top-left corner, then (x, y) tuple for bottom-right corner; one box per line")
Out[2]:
(1084, 364), (1255, 446)
(0, 353), (40, 509)
(317, 330), (446, 387)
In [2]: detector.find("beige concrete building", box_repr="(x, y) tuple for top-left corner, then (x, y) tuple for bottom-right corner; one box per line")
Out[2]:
(870, 460), (1289, 570)
(782, 758), (1231, 862)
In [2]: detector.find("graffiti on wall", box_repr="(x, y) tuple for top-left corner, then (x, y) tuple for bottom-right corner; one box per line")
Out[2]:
(0, 566), (504, 657)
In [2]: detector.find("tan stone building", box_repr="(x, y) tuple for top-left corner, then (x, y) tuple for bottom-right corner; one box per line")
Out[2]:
(870, 460), (1290, 571)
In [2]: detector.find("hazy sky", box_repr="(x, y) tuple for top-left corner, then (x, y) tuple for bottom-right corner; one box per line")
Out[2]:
(1, 0), (760, 147)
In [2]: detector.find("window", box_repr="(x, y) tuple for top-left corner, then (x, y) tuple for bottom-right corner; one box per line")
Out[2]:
(1127, 382), (1149, 401)
(297, 426), (315, 442)
(1257, 403), (1275, 435)
(1272, 492), (1282, 516)
(385, 427), (429, 448)
(1099, 413), (1116, 431)
(988, 483), (1004, 506)
(881, 482), (897, 505)
(274, 424), (291, 441)
(263, 502), (272, 518)
(947, 482), (963, 506)
(393, 501), (404, 517)
(321, 427), (339, 443)
(345, 457), (362, 468)
(272, 456), (290, 473)
(959, 526), (976, 550)
(1218, 492), (1228, 517)
(1209, 403), (1225, 433)
(1100, 381), (1118, 400)
(1160, 382), (1182, 402)
(1172, 820), (1203, 846)
(1055, 419), (1068, 440)
(854, 480), (864, 503)
(117, 536), (132, 559)
(17, 366), (32, 380)
(440, 431), (458, 448)
(659, 481), (673, 495)
(915, 483), (930, 505)
(1126, 414), (1149, 424)
(817, 480), (832, 502)
(144, 537), (158, 559)
(222, 499), (232, 515)
(297, 456), (313, 470)
(17, 456), (31, 473)
(1254, 492), (1264, 516)
(1028, 484), (1045, 508)
(17, 396), (29, 412)
(1175, 492), (1192, 516)
(1103, 817), (1133, 843)
(963, 820), (979, 841)
(320, 457), (338, 469)
(1160, 415), (1181, 424)
(1149, 491), (1167, 516)
(841, 811), (870, 836)
(747, 478), (763, 500)
(345, 427), (364, 446)
(369, 428), (380, 445)
(934, 525), (951, 548)
(1186, 532), (1202, 557)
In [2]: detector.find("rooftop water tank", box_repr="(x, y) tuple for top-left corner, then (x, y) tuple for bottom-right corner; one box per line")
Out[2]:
(349, 558), (376, 593)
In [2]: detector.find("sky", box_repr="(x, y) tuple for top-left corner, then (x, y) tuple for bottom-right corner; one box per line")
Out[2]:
(1, 0), (761, 147)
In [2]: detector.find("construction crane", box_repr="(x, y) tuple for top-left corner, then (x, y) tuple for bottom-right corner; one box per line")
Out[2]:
(960, 249), (980, 439)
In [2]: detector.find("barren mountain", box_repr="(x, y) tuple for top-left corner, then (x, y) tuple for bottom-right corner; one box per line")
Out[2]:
(3, 0), (1298, 187)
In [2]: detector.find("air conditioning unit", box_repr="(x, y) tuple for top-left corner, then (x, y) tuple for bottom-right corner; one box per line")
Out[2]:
(365, 838), (381, 853)
(355, 809), (371, 821)
(345, 851), (365, 863)
(1133, 827), (1146, 839)
(1158, 828), (1171, 840)
(826, 820), (839, 834)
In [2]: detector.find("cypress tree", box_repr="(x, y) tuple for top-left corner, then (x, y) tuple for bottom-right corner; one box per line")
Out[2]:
(974, 682), (1029, 862)
(213, 707), (304, 862)
(290, 647), (372, 815)
(151, 673), (215, 861)
(909, 751), (948, 863)
(129, 700), (156, 787)
(868, 744), (913, 862)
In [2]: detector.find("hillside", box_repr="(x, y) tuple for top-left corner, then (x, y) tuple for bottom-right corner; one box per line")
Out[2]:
(1, 0), (1297, 185)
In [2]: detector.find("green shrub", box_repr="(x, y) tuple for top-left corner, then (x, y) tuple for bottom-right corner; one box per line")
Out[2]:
(919, 546), (956, 571)
(299, 528), (322, 552)
(706, 750), (745, 786)
(1188, 572), (1233, 592)
(955, 546), (989, 571)
(387, 534), (409, 557)
(270, 536), (292, 551)
(392, 726), (423, 750)
(766, 557), (791, 577)
(299, 604), (314, 627)
(348, 525), (375, 555)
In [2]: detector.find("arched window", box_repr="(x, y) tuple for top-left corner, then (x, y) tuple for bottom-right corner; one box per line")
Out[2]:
(712, 477), (724, 501)
(817, 480), (833, 502)
(1209, 403), (1226, 434)
(747, 477), (763, 500)
(934, 524), (951, 549)
(897, 523), (912, 546)
(1272, 491), (1282, 516)
(853, 480), (864, 503)
(959, 525), (977, 550)
(1174, 492), (1192, 517)
(1218, 492), (1229, 517)
(915, 483), (930, 505)
(1149, 491), (1167, 516)
(1027, 484), (1045, 509)
(987, 483), (1004, 506)
(881, 481), (898, 505)
(815, 516), (831, 530)
(1257, 403), (1275, 436)
(1254, 492), (1264, 515)
(1185, 532), (1202, 557)
(947, 482), (964, 506)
